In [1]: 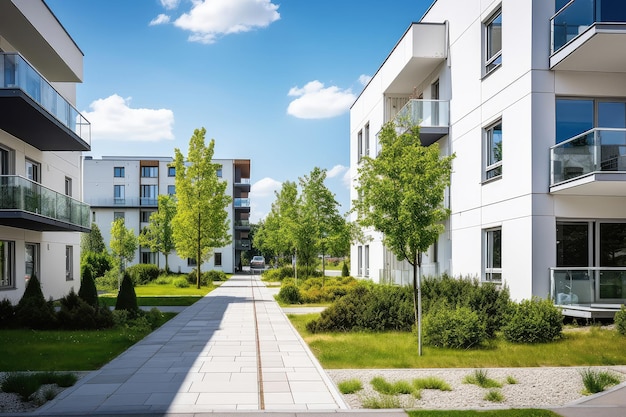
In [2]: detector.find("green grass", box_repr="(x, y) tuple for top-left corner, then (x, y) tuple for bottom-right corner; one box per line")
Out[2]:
(1, 372), (77, 401)
(412, 376), (452, 391)
(370, 376), (415, 395)
(463, 369), (502, 388)
(408, 410), (562, 417)
(361, 394), (402, 409)
(484, 389), (505, 402)
(580, 368), (621, 394)
(99, 295), (202, 307)
(337, 378), (363, 394)
(506, 375), (518, 384)
(0, 313), (176, 371)
(101, 281), (214, 297)
(289, 314), (626, 368)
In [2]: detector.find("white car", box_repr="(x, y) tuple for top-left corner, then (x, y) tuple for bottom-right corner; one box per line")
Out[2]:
(250, 256), (265, 269)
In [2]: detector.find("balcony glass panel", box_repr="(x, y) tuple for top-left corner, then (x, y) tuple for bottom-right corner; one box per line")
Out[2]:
(394, 99), (449, 129)
(552, 0), (626, 52)
(0, 175), (90, 229)
(551, 267), (626, 304)
(0, 53), (90, 145)
(234, 198), (250, 208)
(551, 128), (626, 184)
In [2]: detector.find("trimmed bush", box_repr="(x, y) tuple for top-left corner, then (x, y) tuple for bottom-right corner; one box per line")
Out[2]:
(81, 251), (112, 278)
(174, 277), (189, 288)
(0, 298), (15, 328)
(126, 264), (160, 285)
(206, 270), (227, 282)
(277, 284), (302, 304)
(57, 290), (114, 330)
(115, 272), (138, 313)
(78, 264), (99, 307)
(502, 297), (563, 343)
(341, 262), (349, 277)
(615, 305), (626, 336)
(262, 266), (295, 281)
(187, 269), (213, 287)
(424, 305), (487, 349)
(14, 274), (56, 330)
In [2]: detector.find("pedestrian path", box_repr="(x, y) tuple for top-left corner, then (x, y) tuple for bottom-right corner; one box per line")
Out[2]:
(37, 274), (348, 415)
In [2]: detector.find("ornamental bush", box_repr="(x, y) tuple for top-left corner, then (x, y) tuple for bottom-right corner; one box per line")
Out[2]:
(126, 264), (160, 285)
(615, 305), (626, 336)
(78, 264), (99, 308)
(14, 274), (56, 330)
(423, 305), (487, 349)
(206, 270), (227, 282)
(57, 290), (114, 330)
(80, 251), (113, 278)
(502, 297), (563, 343)
(115, 272), (138, 314)
(341, 262), (349, 277)
(277, 284), (302, 304)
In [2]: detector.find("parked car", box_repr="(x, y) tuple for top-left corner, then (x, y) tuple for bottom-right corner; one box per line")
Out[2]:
(250, 256), (265, 269)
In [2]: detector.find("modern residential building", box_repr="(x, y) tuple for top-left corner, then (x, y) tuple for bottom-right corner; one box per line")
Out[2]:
(0, 0), (91, 304)
(83, 156), (251, 274)
(349, 0), (626, 318)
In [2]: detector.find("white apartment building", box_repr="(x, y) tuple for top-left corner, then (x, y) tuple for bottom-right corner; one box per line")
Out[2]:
(0, 0), (91, 304)
(84, 156), (251, 274)
(350, 0), (626, 318)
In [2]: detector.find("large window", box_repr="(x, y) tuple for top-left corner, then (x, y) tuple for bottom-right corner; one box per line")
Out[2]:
(141, 166), (158, 178)
(357, 130), (363, 162)
(25, 243), (39, 281)
(214, 252), (222, 267)
(25, 159), (40, 182)
(0, 146), (14, 175)
(141, 185), (158, 205)
(357, 246), (363, 276)
(484, 228), (502, 282)
(484, 8), (502, 75)
(114, 185), (125, 204)
(168, 166), (175, 177)
(364, 245), (370, 277)
(113, 167), (125, 178)
(364, 123), (370, 158)
(141, 252), (157, 265)
(556, 98), (626, 143)
(484, 120), (503, 180)
(65, 246), (73, 281)
(0, 241), (15, 288)
(140, 210), (154, 223)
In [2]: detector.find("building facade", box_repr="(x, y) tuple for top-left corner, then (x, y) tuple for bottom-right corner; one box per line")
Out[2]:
(84, 156), (251, 274)
(350, 0), (626, 317)
(0, 0), (91, 304)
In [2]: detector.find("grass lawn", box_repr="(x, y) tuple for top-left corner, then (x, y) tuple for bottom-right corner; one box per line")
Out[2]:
(99, 295), (203, 307)
(289, 314), (626, 368)
(0, 313), (176, 371)
(408, 410), (561, 417)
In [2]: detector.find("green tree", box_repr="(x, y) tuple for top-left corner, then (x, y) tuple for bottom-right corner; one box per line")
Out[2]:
(81, 223), (106, 256)
(353, 121), (455, 355)
(109, 218), (138, 288)
(172, 128), (231, 289)
(138, 194), (176, 272)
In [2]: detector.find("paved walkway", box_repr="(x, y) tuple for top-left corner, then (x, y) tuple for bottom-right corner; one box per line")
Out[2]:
(37, 275), (351, 415)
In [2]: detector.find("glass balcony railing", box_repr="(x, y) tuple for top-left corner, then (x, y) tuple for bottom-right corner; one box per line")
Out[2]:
(0, 53), (91, 145)
(394, 99), (449, 129)
(234, 220), (251, 227)
(550, 267), (626, 305)
(235, 239), (251, 250)
(234, 198), (250, 208)
(552, 0), (626, 52)
(550, 128), (626, 185)
(0, 175), (90, 229)
(235, 178), (251, 185)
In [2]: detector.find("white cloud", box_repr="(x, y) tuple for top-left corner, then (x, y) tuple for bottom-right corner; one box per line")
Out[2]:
(342, 168), (352, 188)
(359, 74), (372, 86)
(251, 177), (281, 197)
(83, 94), (175, 142)
(149, 14), (171, 26)
(327, 164), (347, 179)
(250, 177), (282, 223)
(173, 0), (280, 44)
(160, 0), (180, 10)
(287, 81), (355, 119)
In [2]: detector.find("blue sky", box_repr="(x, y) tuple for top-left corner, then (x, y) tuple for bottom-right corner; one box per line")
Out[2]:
(46, 0), (432, 222)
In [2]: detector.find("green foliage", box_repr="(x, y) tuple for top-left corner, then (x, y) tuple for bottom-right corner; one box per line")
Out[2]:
(277, 284), (302, 304)
(206, 270), (227, 281)
(337, 379), (363, 394)
(484, 389), (504, 402)
(361, 394), (401, 409)
(502, 298), (563, 343)
(295, 276), (358, 303)
(1, 372), (77, 401)
(580, 368), (621, 394)
(0, 298), (15, 328)
(115, 272), (138, 313)
(423, 305), (487, 349)
(615, 305), (626, 336)
(262, 266), (295, 281)
(80, 251), (112, 278)
(254, 181), (298, 262)
(110, 218), (138, 269)
(15, 275), (56, 330)
(95, 268), (119, 291)
(341, 262), (349, 277)
(138, 194), (176, 272)
(126, 264), (160, 285)
(463, 369), (502, 388)
(412, 377), (452, 391)
(57, 290), (113, 330)
(80, 223), (107, 254)
(306, 284), (414, 333)
(506, 375), (518, 385)
(78, 263), (99, 307)
(186, 269), (213, 286)
(174, 277), (190, 288)
(370, 376), (416, 396)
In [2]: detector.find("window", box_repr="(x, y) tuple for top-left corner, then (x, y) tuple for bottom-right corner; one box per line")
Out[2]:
(484, 228), (502, 282)
(0, 241), (15, 288)
(357, 246), (363, 276)
(167, 185), (175, 195)
(25, 243), (39, 281)
(364, 245), (370, 277)
(65, 246), (73, 281)
(140, 210), (154, 222)
(364, 123), (370, 158)
(92, 211), (96, 222)
(484, 120), (503, 180)
(114, 185), (125, 204)
(65, 177), (72, 197)
(555, 99), (593, 144)
(0, 146), (14, 175)
(484, 8), (502, 75)
(113, 212), (125, 220)
(25, 159), (40, 182)
(141, 185), (158, 205)
(187, 258), (197, 267)
(357, 130), (363, 162)
(141, 166), (158, 178)
(214, 252), (222, 267)
(168, 166), (175, 177)
(216, 165), (223, 178)
(141, 252), (157, 264)
(113, 167), (125, 178)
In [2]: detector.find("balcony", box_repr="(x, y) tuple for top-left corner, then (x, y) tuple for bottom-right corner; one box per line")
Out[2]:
(235, 239), (251, 251)
(234, 220), (251, 230)
(0, 175), (90, 232)
(0, 53), (90, 151)
(234, 198), (251, 212)
(394, 99), (449, 146)
(550, 128), (626, 195)
(234, 178), (251, 192)
(550, 0), (626, 72)
(550, 267), (625, 318)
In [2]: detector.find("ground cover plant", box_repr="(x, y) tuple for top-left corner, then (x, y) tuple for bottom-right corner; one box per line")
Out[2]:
(337, 379), (363, 394)
(580, 368), (621, 394)
(1, 372), (77, 401)
(412, 377), (452, 391)
(463, 369), (502, 388)
(483, 389), (504, 402)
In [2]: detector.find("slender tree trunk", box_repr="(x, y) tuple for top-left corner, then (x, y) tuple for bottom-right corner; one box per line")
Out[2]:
(411, 252), (423, 356)
(196, 212), (201, 289)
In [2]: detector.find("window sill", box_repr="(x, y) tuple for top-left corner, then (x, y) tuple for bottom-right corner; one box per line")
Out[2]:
(482, 64), (501, 81)
(481, 175), (502, 185)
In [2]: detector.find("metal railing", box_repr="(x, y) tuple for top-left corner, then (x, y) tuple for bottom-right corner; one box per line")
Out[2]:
(234, 198), (250, 208)
(394, 99), (450, 129)
(550, 267), (626, 305)
(0, 53), (91, 145)
(551, 128), (626, 185)
(0, 175), (90, 229)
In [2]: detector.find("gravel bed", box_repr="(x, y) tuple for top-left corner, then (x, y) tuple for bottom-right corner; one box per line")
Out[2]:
(327, 367), (626, 410)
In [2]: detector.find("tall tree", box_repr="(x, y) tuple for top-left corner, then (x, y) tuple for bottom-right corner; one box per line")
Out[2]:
(353, 121), (455, 355)
(172, 128), (231, 288)
(138, 194), (176, 272)
(81, 223), (106, 255)
(109, 218), (138, 289)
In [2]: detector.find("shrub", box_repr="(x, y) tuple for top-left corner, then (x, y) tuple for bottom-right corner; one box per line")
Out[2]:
(206, 270), (227, 282)
(115, 272), (138, 313)
(57, 290), (113, 330)
(337, 379), (363, 394)
(463, 369), (502, 388)
(262, 266), (295, 281)
(361, 395), (401, 409)
(95, 269), (120, 292)
(424, 305), (487, 349)
(580, 368), (621, 394)
(14, 274), (56, 330)
(0, 298), (15, 328)
(174, 277), (189, 288)
(615, 305), (626, 336)
(277, 284), (302, 304)
(1, 372), (77, 401)
(502, 297), (563, 343)
(341, 262), (349, 277)
(81, 251), (112, 278)
(187, 269), (213, 287)
(78, 263), (99, 307)
(155, 276), (172, 285)
(126, 264), (160, 285)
